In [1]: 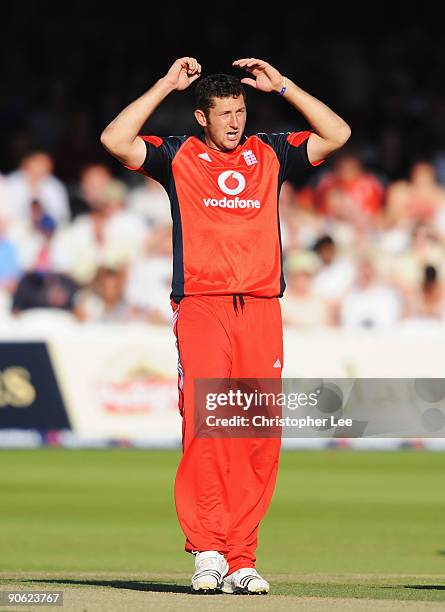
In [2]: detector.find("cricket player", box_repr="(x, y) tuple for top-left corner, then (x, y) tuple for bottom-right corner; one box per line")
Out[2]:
(101, 56), (350, 594)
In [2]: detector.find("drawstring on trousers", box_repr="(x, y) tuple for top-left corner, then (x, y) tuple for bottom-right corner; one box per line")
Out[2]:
(232, 293), (245, 314)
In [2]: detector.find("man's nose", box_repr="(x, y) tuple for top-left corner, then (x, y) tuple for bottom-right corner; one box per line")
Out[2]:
(229, 114), (239, 128)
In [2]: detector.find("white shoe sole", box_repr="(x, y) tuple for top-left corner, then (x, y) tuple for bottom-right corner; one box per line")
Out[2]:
(222, 582), (269, 595)
(192, 581), (221, 593)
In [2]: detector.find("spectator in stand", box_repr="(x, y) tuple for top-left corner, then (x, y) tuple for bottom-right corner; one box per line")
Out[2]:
(407, 265), (445, 322)
(5, 151), (70, 225)
(340, 257), (402, 329)
(315, 152), (384, 228)
(312, 234), (356, 317)
(280, 181), (324, 252)
(0, 211), (21, 293)
(12, 271), (79, 313)
(0, 175), (10, 218)
(388, 222), (445, 302)
(281, 250), (332, 328)
(127, 176), (171, 227)
(74, 264), (130, 323)
(279, 181), (299, 251)
(386, 161), (445, 226)
(50, 166), (147, 284)
(12, 199), (57, 273)
(0, 196), (20, 318)
(125, 223), (173, 324)
(68, 162), (115, 219)
(28, 200), (57, 271)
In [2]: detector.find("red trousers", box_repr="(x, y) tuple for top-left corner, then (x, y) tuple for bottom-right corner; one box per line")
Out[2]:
(171, 295), (283, 574)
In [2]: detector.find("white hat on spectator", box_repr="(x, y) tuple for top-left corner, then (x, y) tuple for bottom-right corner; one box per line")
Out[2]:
(285, 251), (320, 275)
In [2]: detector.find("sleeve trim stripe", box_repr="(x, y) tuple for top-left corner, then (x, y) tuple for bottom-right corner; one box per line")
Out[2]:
(286, 130), (311, 148)
(141, 135), (163, 148)
(287, 131), (326, 167)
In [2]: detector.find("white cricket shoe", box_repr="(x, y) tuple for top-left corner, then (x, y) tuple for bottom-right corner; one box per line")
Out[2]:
(191, 550), (229, 593)
(222, 567), (270, 594)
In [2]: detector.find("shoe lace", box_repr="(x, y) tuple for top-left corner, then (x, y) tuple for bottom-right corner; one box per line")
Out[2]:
(236, 568), (261, 580)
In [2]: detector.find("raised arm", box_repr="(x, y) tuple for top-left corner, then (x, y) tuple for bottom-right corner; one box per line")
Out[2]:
(100, 57), (201, 168)
(233, 58), (351, 164)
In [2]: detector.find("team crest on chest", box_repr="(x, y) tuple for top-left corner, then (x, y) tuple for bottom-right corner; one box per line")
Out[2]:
(242, 149), (258, 166)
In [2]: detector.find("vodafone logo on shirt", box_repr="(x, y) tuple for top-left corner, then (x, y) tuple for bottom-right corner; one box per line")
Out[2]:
(202, 170), (261, 210)
(218, 171), (246, 195)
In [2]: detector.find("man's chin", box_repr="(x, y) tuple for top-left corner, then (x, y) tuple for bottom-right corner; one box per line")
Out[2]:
(222, 138), (241, 151)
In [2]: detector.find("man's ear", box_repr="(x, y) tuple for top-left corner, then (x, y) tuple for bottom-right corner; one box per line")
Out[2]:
(194, 109), (207, 127)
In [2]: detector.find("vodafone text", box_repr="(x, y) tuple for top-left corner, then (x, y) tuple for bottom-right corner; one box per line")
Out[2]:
(202, 196), (261, 209)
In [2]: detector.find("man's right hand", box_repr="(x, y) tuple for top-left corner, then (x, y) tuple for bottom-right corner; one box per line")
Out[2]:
(163, 57), (202, 91)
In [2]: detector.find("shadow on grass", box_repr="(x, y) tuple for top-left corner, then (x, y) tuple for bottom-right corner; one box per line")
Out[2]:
(404, 585), (445, 591)
(22, 578), (196, 595)
(380, 584), (445, 593)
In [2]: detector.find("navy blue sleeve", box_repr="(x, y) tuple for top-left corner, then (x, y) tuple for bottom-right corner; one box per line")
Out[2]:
(256, 131), (322, 183)
(126, 135), (187, 188)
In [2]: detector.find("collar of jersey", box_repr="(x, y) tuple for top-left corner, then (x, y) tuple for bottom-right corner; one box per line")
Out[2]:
(196, 131), (248, 155)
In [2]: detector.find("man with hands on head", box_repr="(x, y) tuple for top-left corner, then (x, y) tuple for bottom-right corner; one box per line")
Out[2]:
(101, 56), (350, 595)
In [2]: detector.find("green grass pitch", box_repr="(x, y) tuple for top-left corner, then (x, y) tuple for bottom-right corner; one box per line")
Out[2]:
(0, 449), (444, 610)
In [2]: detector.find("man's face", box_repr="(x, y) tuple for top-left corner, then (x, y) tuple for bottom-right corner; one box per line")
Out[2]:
(81, 165), (112, 209)
(318, 242), (336, 265)
(195, 95), (247, 152)
(22, 153), (53, 181)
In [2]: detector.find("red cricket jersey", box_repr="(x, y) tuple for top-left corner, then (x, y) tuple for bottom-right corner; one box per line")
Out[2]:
(127, 131), (321, 303)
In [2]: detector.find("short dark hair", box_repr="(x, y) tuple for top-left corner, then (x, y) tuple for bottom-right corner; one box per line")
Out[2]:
(313, 235), (335, 253)
(195, 73), (246, 116)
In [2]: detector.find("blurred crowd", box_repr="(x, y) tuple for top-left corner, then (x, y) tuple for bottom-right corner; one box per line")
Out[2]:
(1, 0), (445, 331)
(1, 148), (445, 330)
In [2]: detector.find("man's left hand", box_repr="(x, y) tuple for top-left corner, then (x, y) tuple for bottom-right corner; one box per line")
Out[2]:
(233, 58), (284, 93)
